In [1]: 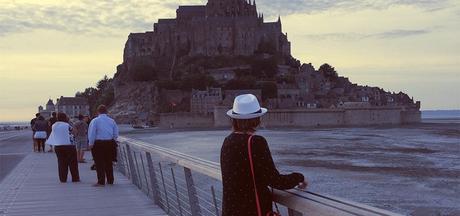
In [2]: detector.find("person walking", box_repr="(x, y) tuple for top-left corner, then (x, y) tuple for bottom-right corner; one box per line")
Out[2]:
(73, 114), (89, 163)
(46, 112), (80, 183)
(88, 105), (119, 187)
(32, 115), (48, 152)
(47, 112), (58, 152)
(220, 94), (308, 216)
(30, 113), (40, 152)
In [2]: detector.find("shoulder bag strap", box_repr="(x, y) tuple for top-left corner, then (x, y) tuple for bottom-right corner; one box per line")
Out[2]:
(248, 135), (263, 216)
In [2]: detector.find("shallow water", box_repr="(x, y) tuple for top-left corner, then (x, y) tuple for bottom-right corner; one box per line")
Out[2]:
(122, 122), (460, 215)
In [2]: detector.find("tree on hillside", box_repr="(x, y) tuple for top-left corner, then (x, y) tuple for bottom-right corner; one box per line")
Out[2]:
(179, 73), (216, 90)
(251, 57), (278, 78)
(224, 76), (257, 90)
(318, 63), (338, 81)
(256, 81), (278, 101)
(76, 76), (115, 115)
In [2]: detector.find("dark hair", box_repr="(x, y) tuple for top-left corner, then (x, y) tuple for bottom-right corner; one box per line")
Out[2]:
(78, 114), (84, 120)
(35, 113), (40, 117)
(37, 116), (44, 120)
(97, 105), (108, 114)
(52, 112), (57, 117)
(57, 112), (68, 122)
(232, 118), (261, 133)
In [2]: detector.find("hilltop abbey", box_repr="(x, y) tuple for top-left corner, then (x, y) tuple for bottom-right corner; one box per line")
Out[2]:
(124, 0), (290, 64)
(103, 0), (421, 126)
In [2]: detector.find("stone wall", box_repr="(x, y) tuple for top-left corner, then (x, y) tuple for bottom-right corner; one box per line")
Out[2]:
(213, 106), (421, 128)
(401, 110), (422, 124)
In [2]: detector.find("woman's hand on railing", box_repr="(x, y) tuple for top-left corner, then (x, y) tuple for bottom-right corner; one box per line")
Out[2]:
(297, 181), (308, 190)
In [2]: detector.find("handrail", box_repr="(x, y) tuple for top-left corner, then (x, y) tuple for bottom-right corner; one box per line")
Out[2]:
(118, 136), (402, 216)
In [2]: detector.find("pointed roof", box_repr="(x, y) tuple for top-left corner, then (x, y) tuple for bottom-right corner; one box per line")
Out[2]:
(46, 99), (54, 106)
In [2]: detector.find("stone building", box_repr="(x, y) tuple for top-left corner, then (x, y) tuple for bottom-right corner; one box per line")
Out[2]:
(55, 96), (90, 118)
(223, 89), (262, 106)
(38, 99), (56, 118)
(191, 88), (223, 114)
(123, 0), (291, 73)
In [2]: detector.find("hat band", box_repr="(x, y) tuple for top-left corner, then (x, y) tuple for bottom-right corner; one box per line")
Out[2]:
(232, 109), (262, 115)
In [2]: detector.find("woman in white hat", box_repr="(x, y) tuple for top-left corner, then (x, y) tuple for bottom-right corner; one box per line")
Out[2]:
(220, 94), (307, 216)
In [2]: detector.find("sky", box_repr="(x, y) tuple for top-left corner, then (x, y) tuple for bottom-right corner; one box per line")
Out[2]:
(0, 0), (459, 121)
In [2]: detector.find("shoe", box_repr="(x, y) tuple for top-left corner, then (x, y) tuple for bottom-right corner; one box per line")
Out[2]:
(92, 183), (104, 187)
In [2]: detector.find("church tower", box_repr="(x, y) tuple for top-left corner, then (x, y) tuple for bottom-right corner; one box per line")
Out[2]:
(206, 0), (257, 17)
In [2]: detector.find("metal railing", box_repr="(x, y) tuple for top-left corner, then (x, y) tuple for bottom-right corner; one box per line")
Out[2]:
(116, 136), (402, 216)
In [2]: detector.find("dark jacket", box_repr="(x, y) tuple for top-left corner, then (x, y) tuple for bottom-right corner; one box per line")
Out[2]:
(33, 119), (49, 132)
(220, 133), (304, 216)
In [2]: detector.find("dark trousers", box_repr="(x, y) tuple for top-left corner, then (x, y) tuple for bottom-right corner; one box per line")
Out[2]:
(36, 139), (45, 152)
(54, 145), (80, 182)
(93, 140), (116, 185)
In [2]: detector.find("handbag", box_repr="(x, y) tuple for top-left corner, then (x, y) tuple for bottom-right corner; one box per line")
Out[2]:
(247, 135), (281, 216)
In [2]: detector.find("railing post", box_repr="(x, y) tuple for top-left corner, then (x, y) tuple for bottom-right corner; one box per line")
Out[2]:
(159, 162), (170, 213)
(125, 144), (139, 186)
(122, 145), (131, 178)
(211, 186), (220, 216)
(170, 168), (183, 216)
(133, 152), (142, 188)
(288, 208), (303, 216)
(139, 154), (150, 196)
(145, 152), (162, 207)
(184, 167), (202, 216)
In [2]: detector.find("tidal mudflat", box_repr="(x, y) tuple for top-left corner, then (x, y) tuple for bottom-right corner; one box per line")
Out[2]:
(122, 122), (460, 215)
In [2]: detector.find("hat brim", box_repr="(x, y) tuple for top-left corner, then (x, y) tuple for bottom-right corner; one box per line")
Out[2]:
(226, 108), (268, 120)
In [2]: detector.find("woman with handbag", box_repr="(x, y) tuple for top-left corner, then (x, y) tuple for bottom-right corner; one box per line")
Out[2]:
(46, 112), (80, 183)
(221, 94), (308, 216)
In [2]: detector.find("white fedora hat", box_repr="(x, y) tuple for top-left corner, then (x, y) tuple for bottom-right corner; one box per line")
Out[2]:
(227, 94), (268, 119)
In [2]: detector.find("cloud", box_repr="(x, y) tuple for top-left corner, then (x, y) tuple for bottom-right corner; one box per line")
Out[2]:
(0, 0), (454, 37)
(0, 0), (172, 37)
(302, 29), (430, 40)
(258, 0), (452, 17)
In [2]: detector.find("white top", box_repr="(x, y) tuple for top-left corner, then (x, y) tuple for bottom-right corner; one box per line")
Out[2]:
(88, 114), (119, 145)
(45, 122), (73, 146)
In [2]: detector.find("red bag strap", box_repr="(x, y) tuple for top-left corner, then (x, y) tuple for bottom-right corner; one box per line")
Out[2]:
(247, 135), (263, 216)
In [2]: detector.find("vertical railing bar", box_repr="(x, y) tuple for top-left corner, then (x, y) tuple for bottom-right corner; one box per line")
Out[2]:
(211, 186), (220, 216)
(183, 167), (202, 216)
(122, 145), (130, 178)
(170, 167), (183, 216)
(139, 153), (150, 196)
(159, 162), (171, 214)
(133, 152), (142, 188)
(145, 152), (163, 208)
(125, 144), (138, 185)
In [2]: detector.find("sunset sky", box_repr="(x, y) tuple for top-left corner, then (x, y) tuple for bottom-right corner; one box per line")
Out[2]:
(1, 0), (459, 121)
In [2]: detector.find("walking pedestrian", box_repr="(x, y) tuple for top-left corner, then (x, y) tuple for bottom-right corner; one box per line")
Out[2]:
(46, 112), (80, 183)
(73, 114), (89, 163)
(220, 94), (308, 216)
(88, 105), (119, 187)
(30, 113), (40, 152)
(32, 115), (48, 152)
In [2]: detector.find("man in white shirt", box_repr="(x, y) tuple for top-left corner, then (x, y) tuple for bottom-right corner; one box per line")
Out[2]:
(88, 105), (119, 186)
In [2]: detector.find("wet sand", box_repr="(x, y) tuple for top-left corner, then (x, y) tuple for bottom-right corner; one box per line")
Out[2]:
(122, 122), (460, 215)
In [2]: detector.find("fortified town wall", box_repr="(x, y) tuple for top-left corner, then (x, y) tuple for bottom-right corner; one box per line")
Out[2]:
(158, 107), (421, 128)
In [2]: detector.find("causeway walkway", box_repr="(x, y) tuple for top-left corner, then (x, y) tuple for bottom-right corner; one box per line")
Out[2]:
(0, 152), (166, 216)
